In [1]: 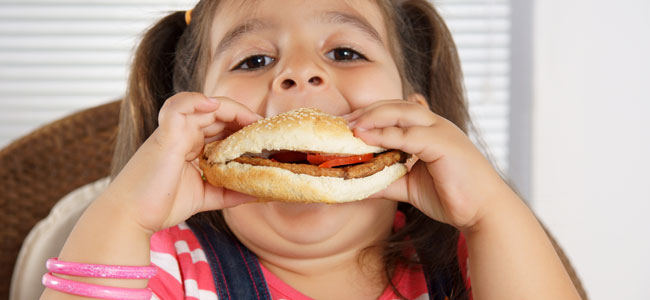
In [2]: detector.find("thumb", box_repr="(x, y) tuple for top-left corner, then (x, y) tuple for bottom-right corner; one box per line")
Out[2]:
(368, 175), (409, 203)
(369, 163), (442, 218)
(199, 184), (258, 212)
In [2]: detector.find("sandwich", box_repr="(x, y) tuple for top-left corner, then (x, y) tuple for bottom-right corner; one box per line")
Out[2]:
(199, 108), (408, 203)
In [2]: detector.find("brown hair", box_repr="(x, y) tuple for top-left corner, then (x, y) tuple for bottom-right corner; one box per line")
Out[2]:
(112, 1), (470, 298)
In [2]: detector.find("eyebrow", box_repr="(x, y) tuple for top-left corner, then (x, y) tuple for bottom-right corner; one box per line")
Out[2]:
(213, 19), (276, 60)
(212, 11), (384, 60)
(318, 11), (384, 46)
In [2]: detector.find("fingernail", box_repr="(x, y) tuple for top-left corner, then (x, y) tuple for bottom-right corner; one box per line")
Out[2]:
(347, 120), (357, 128)
(207, 97), (219, 103)
(351, 127), (367, 138)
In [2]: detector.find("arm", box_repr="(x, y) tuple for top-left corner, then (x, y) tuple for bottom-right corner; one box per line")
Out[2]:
(346, 97), (582, 300)
(464, 184), (581, 299)
(40, 135), (181, 299)
(40, 93), (260, 299)
(39, 186), (154, 299)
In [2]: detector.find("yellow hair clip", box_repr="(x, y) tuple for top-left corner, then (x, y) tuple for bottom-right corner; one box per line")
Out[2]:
(185, 9), (193, 25)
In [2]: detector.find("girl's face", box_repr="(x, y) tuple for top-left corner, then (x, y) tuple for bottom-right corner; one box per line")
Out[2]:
(203, 0), (403, 260)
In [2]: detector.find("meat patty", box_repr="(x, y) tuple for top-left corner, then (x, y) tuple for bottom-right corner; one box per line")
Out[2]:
(232, 150), (408, 179)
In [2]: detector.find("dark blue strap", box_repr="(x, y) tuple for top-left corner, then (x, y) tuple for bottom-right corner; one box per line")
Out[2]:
(188, 222), (271, 300)
(418, 246), (450, 300)
(425, 271), (450, 300)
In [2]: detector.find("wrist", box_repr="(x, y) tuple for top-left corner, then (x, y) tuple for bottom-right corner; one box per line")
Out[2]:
(460, 181), (523, 236)
(52, 193), (155, 294)
(106, 135), (188, 233)
(59, 190), (155, 262)
(94, 188), (158, 237)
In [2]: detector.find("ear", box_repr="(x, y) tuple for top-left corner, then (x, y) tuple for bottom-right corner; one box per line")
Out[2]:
(406, 93), (430, 110)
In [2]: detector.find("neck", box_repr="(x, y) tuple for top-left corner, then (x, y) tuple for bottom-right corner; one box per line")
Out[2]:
(257, 238), (388, 299)
(223, 199), (398, 299)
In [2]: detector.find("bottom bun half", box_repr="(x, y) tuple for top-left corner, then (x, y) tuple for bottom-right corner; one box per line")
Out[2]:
(200, 160), (407, 204)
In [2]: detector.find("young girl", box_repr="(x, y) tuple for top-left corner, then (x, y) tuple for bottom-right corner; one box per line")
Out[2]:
(40, 0), (582, 299)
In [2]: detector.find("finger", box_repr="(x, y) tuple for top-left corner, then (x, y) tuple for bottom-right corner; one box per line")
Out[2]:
(202, 126), (236, 144)
(211, 97), (262, 127)
(354, 126), (443, 163)
(201, 122), (227, 138)
(370, 163), (443, 220)
(349, 102), (436, 130)
(188, 97), (263, 129)
(341, 107), (365, 123)
(204, 132), (232, 144)
(368, 175), (409, 203)
(184, 99), (263, 140)
(160, 94), (261, 130)
(158, 93), (216, 131)
(174, 107), (246, 138)
(185, 112), (222, 129)
(160, 92), (218, 116)
(200, 185), (257, 212)
(342, 99), (401, 123)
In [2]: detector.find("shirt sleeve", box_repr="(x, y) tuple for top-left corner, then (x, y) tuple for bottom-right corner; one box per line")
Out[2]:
(457, 233), (473, 299)
(148, 223), (218, 300)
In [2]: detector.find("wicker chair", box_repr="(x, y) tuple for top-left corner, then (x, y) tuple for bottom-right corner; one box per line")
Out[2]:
(0, 100), (120, 299)
(0, 100), (588, 299)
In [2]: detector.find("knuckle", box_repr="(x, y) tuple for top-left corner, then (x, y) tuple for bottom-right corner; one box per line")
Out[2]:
(177, 91), (204, 100)
(158, 105), (172, 125)
(166, 92), (206, 109)
(160, 94), (182, 113)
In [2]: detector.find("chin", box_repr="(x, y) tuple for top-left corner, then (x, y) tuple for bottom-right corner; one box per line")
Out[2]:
(223, 199), (397, 258)
(265, 201), (360, 245)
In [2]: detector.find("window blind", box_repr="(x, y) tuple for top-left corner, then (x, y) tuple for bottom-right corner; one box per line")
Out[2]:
(0, 0), (510, 173)
(437, 0), (511, 173)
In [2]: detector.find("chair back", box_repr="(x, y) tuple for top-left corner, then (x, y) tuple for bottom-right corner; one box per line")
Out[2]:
(0, 100), (120, 299)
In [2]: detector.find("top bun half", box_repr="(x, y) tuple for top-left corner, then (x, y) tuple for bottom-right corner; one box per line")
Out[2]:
(207, 108), (385, 163)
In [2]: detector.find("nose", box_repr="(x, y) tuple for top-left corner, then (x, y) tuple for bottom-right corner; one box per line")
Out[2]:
(272, 56), (328, 93)
(264, 48), (349, 118)
(278, 76), (323, 90)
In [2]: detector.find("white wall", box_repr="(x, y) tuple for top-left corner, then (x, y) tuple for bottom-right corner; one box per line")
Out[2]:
(532, 1), (650, 299)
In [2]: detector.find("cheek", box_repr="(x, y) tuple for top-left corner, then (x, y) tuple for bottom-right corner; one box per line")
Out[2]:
(204, 75), (269, 114)
(337, 65), (403, 110)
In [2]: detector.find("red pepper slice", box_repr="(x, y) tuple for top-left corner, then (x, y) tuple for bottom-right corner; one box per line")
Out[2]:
(316, 153), (374, 168)
(270, 151), (307, 163)
(306, 153), (345, 165)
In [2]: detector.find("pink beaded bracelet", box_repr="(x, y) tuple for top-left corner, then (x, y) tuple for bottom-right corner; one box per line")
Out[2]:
(42, 272), (152, 300)
(46, 258), (157, 279)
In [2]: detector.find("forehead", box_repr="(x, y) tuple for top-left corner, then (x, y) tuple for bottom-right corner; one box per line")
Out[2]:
(210, 0), (389, 50)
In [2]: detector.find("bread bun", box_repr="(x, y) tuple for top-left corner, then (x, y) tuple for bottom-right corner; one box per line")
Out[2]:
(200, 108), (407, 203)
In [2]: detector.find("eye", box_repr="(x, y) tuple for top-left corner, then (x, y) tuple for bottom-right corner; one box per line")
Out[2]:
(233, 55), (275, 70)
(326, 47), (367, 62)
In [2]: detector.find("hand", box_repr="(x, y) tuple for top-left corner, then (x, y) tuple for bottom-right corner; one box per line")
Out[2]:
(105, 92), (261, 234)
(344, 96), (511, 231)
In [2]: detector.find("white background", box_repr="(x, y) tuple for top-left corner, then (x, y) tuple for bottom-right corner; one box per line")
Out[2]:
(1, 0), (649, 299)
(532, 0), (650, 299)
